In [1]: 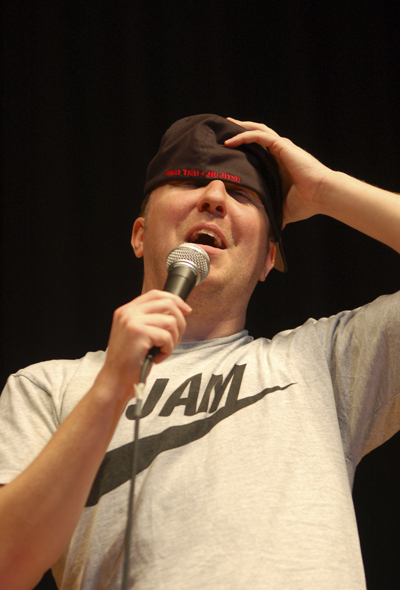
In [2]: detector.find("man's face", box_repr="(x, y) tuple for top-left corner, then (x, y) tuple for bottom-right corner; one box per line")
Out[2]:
(132, 179), (275, 304)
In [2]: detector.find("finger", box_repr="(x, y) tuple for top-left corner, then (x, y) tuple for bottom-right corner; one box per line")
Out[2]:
(143, 312), (186, 345)
(136, 289), (192, 314)
(137, 297), (191, 320)
(224, 129), (280, 150)
(226, 117), (280, 136)
(142, 325), (177, 358)
(138, 300), (189, 338)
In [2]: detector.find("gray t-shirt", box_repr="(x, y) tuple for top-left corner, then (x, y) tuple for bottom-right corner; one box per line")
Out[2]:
(1, 293), (400, 589)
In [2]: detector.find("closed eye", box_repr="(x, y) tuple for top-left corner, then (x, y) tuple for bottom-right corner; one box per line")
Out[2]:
(227, 187), (261, 206)
(168, 181), (201, 190)
(180, 182), (200, 189)
(229, 189), (252, 200)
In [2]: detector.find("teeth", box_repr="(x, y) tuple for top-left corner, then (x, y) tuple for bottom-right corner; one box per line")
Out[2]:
(190, 229), (223, 248)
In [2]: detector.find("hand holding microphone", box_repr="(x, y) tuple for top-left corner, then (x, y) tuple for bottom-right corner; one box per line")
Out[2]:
(135, 243), (210, 410)
(102, 243), (209, 404)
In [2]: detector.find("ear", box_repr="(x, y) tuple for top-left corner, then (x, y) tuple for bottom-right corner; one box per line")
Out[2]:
(131, 217), (145, 258)
(258, 240), (276, 282)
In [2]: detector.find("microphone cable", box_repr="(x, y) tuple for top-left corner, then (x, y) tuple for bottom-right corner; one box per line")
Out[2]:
(121, 350), (156, 590)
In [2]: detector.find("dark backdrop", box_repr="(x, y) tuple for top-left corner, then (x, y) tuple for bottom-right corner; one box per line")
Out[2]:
(2, 2), (400, 589)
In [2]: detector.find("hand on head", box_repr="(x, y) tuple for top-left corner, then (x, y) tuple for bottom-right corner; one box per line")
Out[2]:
(225, 117), (332, 227)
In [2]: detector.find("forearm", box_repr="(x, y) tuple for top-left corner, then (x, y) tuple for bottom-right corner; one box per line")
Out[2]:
(318, 170), (400, 254)
(0, 371), (127, 590)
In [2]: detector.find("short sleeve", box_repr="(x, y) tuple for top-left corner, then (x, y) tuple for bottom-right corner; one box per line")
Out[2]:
(314, 292), (400, 464)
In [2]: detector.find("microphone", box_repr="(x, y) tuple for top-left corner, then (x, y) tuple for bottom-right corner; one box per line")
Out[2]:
(164, 242), (210, 299)
(146, 243), (210, 362)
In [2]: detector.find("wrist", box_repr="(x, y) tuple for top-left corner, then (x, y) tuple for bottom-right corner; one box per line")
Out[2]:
(314, 169), (349, 217)
(89, 367), (135, 422)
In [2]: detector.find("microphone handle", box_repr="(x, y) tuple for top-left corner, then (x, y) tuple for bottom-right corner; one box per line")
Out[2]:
(146, 264), (197, 362)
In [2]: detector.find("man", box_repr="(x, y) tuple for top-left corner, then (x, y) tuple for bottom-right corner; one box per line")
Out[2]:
(0, 114), (399, 589)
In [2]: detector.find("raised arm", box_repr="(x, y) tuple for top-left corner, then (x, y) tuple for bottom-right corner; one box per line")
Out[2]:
(0, 290), (191, 590)
(225, 118), (400, 254)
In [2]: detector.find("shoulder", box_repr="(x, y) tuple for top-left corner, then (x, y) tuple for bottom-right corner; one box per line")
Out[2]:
(3, 351), (107, 419)
(251, 292), (400, 362)
(9, 350), (106, 390)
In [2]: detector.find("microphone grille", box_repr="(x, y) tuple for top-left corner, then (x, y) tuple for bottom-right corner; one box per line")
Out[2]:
(166, 243), (210, 285)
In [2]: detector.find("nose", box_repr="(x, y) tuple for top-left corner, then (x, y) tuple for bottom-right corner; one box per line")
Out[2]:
(197, 180), (227, 215)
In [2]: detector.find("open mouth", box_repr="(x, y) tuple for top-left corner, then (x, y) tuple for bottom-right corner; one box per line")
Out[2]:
(187, 229), (226, 249)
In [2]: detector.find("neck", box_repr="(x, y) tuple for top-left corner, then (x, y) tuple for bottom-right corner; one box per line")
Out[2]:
(182, 309), (246, 342)
(178, 287), (248, 342)
(139, 285), (248, 343)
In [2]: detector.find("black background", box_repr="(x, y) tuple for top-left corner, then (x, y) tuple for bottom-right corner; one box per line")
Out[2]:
(2, 2), (400, 589)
